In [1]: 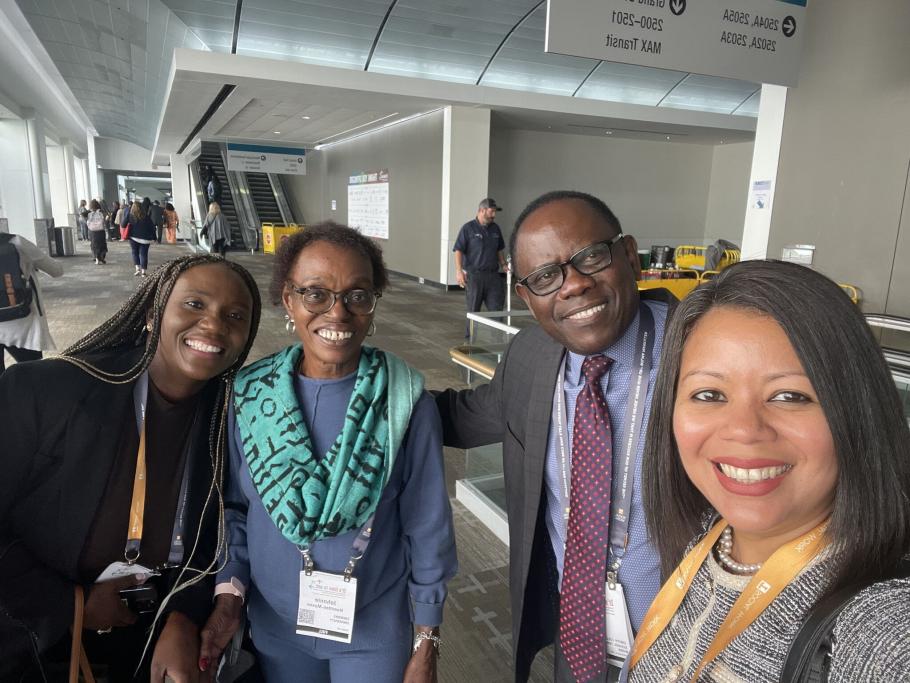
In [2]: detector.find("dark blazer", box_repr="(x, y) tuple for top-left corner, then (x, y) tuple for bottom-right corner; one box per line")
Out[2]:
(436, 289), (676, 682)
(0, 348), (221, 653)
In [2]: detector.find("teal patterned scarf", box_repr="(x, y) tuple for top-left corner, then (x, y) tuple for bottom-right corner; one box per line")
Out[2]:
(233, 344), (424, 546)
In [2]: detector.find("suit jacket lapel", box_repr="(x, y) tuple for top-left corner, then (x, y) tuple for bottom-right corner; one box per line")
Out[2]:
(57, 376), (136, 577)
(522, 331), (564, 542)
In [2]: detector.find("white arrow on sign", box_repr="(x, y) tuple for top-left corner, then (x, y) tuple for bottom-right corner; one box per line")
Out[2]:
(670, 0), (686, 16)
(782, 15), (796, 37)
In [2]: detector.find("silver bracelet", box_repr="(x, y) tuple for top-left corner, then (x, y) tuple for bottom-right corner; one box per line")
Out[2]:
(412, 631), (442, 656)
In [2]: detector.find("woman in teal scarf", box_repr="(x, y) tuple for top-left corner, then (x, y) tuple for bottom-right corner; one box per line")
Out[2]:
(200, 223), (457, 682)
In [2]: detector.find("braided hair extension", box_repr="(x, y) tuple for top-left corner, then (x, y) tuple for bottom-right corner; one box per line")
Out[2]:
(56, 254), (262, 665)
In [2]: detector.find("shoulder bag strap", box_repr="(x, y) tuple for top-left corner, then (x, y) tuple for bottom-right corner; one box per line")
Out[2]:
(782, 558), (910, 682)
(69, 586), (96, 683)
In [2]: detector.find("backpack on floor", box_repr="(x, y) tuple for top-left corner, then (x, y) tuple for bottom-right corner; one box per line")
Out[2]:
(0, 234), (33, 322)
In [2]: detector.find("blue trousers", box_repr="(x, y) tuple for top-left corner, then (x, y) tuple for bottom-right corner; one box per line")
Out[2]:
(247, 580), (412, 683)
(130, 239), (150, 269)
(252, 623), (410, 683)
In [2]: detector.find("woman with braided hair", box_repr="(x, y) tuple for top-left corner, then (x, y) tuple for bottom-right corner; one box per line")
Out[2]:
(0, 254), (261, 682)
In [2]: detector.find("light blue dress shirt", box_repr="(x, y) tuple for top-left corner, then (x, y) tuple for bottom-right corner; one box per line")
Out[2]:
(543, 300), (668, 631)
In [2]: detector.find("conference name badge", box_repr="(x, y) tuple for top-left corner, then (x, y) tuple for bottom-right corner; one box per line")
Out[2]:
(297, 570), (358, 643)
(95, 561), (157, 583)
(605, 581), (635, 667)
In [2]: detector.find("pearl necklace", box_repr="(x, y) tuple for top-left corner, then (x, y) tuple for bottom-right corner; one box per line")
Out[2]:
(715, 526), (763, 575)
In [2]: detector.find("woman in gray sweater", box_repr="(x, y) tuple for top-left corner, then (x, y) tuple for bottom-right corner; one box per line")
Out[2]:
(202, 201), (231, 257)
(629, 260), (910, 682)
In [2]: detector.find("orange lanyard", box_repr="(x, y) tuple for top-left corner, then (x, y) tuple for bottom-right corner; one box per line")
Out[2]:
(629, 518), (828, 679)
(124, 418), (147, 564)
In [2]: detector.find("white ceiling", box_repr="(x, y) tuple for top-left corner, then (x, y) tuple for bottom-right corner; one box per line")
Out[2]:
(154, 48), (755, 164)
(15, 0), (208, 148)
(14, 0), (761, 153)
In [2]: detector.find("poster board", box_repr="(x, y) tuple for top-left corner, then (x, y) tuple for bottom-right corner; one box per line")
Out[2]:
(347, 169), (390, 239)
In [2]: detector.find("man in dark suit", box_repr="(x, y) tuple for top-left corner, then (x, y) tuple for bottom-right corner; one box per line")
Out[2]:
(437, 190), (673, 683)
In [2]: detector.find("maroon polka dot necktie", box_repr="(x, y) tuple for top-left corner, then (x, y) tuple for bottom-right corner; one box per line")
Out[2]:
(560, 354), (613, 682)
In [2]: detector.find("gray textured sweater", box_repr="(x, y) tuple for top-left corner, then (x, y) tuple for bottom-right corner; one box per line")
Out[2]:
(629, 550), (910, 682)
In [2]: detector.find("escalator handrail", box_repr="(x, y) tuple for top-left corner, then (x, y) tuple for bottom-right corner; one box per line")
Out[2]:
(865, 314), (910, 334)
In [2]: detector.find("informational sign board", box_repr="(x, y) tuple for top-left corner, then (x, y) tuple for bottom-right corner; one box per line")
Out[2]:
(226, 143), (307, 175)
(348, 169), (390, 240)
(545, 0), (808, 87)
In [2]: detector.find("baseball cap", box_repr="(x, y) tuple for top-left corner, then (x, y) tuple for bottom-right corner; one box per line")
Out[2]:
(478, 198), (502, 211)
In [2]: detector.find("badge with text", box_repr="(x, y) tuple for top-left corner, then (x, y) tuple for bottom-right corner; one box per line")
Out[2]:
(95, 561), (157, 583)
(297, 571), (358, 643)
(605, 581), (635, 667)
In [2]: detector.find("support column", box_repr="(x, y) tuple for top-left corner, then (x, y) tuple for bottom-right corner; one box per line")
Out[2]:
(0, 119), (40, 242)
(86, 133), (99, 199)
(439, 106), (491, 285)
(23, 112), (51, 220)
(62, 141), (77, 211)
(740, 84), (788, 260)
(170, 153), (193, 239)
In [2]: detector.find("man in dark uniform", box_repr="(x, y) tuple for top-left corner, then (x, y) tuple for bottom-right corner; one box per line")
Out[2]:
(453, 198), (508, 337)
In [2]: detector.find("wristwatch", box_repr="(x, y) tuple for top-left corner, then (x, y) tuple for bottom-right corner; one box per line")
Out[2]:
(412, 631), (442, 656)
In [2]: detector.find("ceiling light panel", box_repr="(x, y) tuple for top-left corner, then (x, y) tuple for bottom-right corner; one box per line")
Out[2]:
(235, 0), (387, 69)
(479, 3), (597, 96)
(576, 61), (688, 106)
(367, 0), (533, 83)
(659, 73), (759, 116)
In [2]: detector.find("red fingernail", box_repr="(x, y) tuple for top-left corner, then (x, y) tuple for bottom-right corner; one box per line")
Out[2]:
(199, 657), (210, 671)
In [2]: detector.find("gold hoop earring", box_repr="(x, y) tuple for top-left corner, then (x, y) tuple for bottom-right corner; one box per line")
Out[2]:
(285, 314), (296, 334)
(367, 320), (376, 337)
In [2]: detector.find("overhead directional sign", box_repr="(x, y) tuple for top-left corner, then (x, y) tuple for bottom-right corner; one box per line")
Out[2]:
(545, 0), (808, 87)
(226, 143), (307, 175)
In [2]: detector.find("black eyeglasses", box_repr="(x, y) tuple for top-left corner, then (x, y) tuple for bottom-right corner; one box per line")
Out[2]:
(516, 234), (625, 296)
(288, 285), (381, 315)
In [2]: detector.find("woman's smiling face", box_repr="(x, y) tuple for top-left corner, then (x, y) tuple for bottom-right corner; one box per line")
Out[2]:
(673, 306), (838, 552)
(282, 240), (375, 379)
(147, 263), (254, 400)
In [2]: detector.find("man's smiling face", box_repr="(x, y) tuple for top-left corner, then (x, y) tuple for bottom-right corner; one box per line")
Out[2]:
(514, 198), (640, 355)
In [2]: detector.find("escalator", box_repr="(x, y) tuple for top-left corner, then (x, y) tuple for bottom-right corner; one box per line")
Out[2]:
(247, 173), (284, 226)
(195, 141), (298, 251)
(867, 314), (910, 426)
(198, 141), (245, 249)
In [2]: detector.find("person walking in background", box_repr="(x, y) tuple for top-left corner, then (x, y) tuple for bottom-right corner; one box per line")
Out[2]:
(163, 202), (179, 244)
(127, 198), (156, 276)
(106, 200), (120, 240)
(205, 166), (222, 206)
(201, 201), (230, 257)
(77, 199), (89, 241)
(453, 198), (508, 338)
(117, 199), (130, 241)
(86, 199), (107, 265)
(0, 232), (63, 376)
(150, 199), (166, 244)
